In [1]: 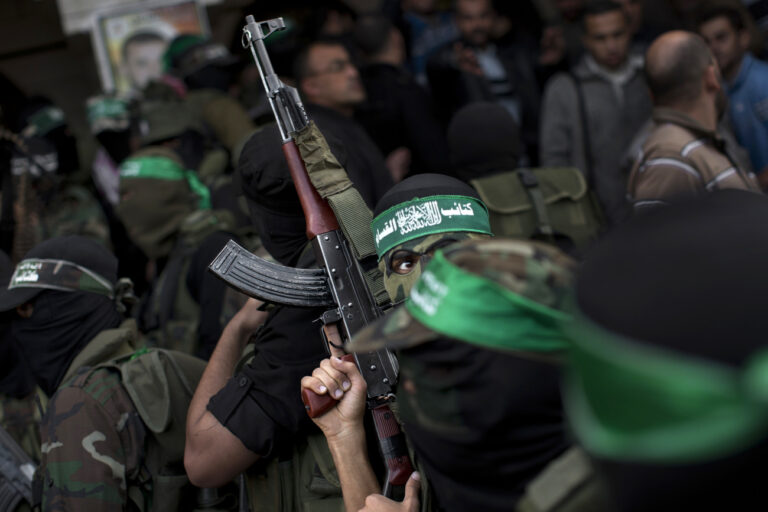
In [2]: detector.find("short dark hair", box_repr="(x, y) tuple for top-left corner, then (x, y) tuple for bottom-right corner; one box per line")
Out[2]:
(696, 4), (746, 32)
(646, 33), (712, 107)
(354, 16), (394, 59)
(121, 31), (165, 60)
(581, 0), (628, 30)
(293, 39), (347, 89)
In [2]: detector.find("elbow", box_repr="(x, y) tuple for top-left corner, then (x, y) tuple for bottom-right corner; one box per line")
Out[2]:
(184, 441), (230, 488)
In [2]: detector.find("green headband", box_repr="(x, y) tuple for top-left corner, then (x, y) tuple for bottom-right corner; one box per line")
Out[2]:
(120, 156), (211, 210)
(405, 250), (571, 353)
(24, 106), (66, 137)
(87, 97), (129, 133)
(564, 313), (768, 464)
(371, 195), (492, 259)
(10, 259), (115, 298)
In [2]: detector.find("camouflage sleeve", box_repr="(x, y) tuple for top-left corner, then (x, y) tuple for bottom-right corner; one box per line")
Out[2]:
(37, 370), (144, 512)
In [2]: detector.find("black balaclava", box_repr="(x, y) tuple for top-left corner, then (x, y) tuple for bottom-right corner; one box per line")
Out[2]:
(9, 237), (123, 397)
(575, 189), (768, 511)
(237, 124), (308, 267)
(397, 338), (568, 512)
(447, 102), (522, 182)
(372, 173), (483, 217)
(13, 291), (122, 397)
(96, 130), (133, 166)
(0, 250), (34, 399)
(185, 65), (235, 93)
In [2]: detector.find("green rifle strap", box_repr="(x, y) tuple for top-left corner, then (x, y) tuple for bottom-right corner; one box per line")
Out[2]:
(295, 122), (389, 307)
(516, 169), (555, 238)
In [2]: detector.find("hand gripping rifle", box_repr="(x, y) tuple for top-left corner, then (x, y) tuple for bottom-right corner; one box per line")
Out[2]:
(208, 16), (413, 496)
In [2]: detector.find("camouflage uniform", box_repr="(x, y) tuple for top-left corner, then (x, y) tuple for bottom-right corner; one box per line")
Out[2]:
(0, 237), (227, 511)
(36, 319), (214, 512)
(35, 319), (144, 510)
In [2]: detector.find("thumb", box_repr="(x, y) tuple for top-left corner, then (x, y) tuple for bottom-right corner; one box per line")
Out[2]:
(403, 472), (421, 510)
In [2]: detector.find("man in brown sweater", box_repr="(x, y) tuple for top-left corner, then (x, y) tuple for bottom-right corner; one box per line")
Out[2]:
(627, 31), (760, 211)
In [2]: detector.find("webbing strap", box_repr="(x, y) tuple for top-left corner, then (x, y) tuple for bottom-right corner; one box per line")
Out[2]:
(326, 187), (377, 260)
(295, 122), (388, 306)
(516, 169), (555, 239)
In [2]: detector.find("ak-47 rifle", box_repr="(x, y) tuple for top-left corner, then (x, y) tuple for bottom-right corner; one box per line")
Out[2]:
(208, 16), (413, 496)
(0, 424), (36, 510)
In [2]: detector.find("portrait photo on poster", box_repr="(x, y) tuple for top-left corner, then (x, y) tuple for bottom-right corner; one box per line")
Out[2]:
(90, 0), (211, 95)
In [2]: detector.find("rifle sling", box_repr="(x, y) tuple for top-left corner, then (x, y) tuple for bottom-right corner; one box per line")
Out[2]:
(295, 122), (388, 307)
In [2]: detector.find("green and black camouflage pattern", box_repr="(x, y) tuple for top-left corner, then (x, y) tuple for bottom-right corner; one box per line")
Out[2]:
(378, 232), (490, 303)
(37, 366), (146, 511)
(353, 238), (576, 353)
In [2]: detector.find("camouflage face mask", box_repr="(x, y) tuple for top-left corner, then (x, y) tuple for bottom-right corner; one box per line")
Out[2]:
(380, 232), (489, 303)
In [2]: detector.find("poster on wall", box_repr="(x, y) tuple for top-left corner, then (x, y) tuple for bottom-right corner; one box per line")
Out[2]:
(91, 0), (210, 94)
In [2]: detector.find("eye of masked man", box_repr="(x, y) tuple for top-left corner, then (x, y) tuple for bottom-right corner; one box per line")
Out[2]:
(371, 173), (494, 303)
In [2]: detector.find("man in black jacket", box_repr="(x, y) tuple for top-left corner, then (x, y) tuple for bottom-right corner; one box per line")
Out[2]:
(294, 39), (396, 191)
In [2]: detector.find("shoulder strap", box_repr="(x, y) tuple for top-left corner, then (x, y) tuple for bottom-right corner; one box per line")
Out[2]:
(515, 169), (555, 241)
(156, 254), (190, 328)
(567, 74), (595, 189)
(516, 446), (612, 512)
(294, 122), (389, 307)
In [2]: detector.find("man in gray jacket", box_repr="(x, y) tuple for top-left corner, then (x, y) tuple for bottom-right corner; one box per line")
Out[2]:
(540, 0), (652, 224)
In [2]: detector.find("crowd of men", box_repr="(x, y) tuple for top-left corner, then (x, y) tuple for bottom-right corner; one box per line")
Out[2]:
(2, 0), (768, 510)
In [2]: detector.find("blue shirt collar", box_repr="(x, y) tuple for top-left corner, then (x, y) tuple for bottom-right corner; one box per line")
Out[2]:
(729, 53), (755, 91)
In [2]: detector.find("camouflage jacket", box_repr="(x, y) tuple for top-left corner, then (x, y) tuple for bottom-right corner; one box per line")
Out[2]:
(36, 320), (141, 511)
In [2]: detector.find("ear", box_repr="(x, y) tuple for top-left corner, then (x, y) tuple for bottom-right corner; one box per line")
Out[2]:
(16, 302), (33, 319)
(704, 64), (722, 93)
(300, 76), (320, 100)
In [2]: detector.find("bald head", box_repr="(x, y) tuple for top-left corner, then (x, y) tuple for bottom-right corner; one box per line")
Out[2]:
(645, 31), (714, 108)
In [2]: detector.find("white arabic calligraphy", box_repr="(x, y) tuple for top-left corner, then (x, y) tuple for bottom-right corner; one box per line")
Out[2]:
(375, 218), (397, 246)
(439, 202), (475, 218)
(396, 201), (442, 235)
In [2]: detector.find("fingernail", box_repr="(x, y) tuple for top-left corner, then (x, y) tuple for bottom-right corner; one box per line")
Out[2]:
(319, 385), (327, 393)
(411, 472), (420, 481)
(342, 380), (351, 390)
(334, 389), (343, 399)
(333, 356), (343, 362)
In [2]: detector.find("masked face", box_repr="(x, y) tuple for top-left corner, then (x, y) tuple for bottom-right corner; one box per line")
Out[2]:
(116, 177), (196, 260)
(380, 232), (489, 303)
